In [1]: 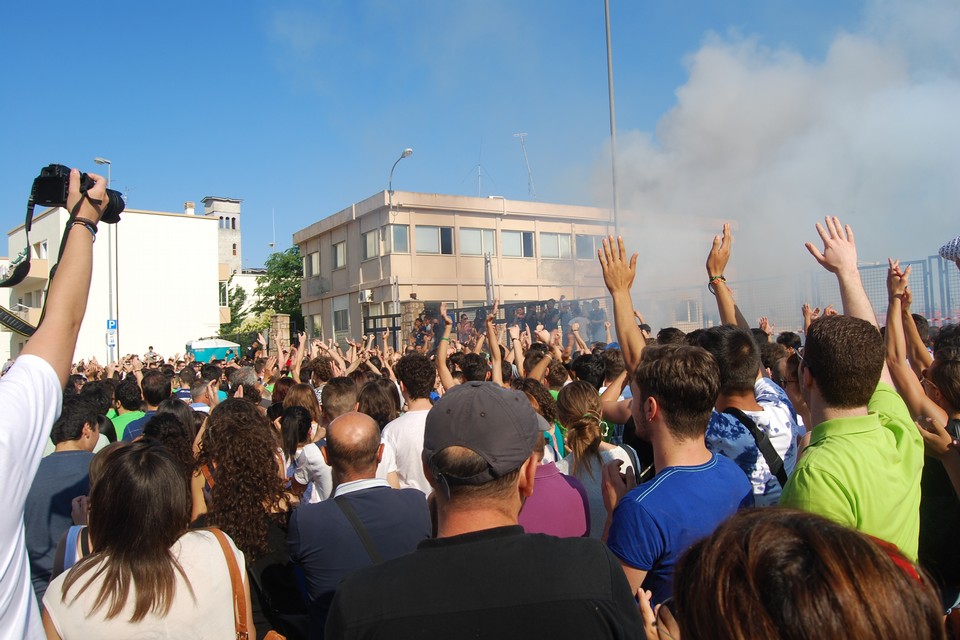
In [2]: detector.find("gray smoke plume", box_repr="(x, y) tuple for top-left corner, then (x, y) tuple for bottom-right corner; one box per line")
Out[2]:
(599, 0), (960, 322)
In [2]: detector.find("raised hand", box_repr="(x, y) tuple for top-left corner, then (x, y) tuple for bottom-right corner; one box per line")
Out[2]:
(806, 216), (859, 275)
(706, 223), (733, 277)
(886, 258), (911, 299)
(599, 236), (638, 295)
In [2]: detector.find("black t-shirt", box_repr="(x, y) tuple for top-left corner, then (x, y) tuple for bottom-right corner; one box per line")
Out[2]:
(918, 419), (960, 602)
(326, 525), (641, 639)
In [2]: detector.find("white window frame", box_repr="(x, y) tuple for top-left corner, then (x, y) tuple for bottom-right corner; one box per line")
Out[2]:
(540, 232), (571, 259)
(502, 230), (534, 258)
(333, 241), (346, 270)
(362, 230), (379, 260)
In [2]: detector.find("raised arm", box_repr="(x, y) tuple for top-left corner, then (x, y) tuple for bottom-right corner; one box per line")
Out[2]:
(806, 216), (891, 385)
(485, 300), (503, 386)
(598, 236), (645, 374)
(805, 217), (877, 327)
(705, 223), (748, 329)
(900, 288), (933, 374)
(885, 261), (947, 424)
(23, 170), (107, 386)
(436, 302), (456, 391)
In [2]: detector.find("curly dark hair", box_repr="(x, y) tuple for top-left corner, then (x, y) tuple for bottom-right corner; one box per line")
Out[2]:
(197, 399), (287, 562)
(511, 377), (558, 425)
(394, 353), (437, 400)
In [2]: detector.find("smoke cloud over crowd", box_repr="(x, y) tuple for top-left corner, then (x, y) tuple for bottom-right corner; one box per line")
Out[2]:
(602, 0), (960, 294)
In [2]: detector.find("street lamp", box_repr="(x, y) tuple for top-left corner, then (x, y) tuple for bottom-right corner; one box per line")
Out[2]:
(387, 148), (413, 210)
(94, 157), (116, 363)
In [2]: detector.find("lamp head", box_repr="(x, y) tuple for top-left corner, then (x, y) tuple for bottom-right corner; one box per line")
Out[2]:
(401, 148), (413, 158)
(94, 157), (111, 165)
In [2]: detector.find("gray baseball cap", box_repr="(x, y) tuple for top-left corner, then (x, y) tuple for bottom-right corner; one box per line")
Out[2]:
(423, 381), (539, 485)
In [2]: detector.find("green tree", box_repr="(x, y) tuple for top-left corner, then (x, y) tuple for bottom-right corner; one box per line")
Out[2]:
(218, 275), (249, 336)
(253, 246), (304, 328)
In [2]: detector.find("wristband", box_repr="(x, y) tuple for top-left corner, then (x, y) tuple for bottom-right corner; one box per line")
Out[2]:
(707, 274), (726, 294)
(71, 218), (98, 240)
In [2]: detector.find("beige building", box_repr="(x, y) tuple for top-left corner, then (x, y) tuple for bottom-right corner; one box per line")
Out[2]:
(293, 191), (615, 343)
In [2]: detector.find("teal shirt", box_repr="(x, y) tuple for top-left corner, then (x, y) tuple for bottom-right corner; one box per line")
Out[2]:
(780, 382), (923, 560)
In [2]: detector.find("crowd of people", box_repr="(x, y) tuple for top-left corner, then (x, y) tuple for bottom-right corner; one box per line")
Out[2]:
(2, 170), (959, 640)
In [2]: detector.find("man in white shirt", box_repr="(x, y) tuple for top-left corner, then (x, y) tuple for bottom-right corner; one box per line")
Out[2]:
(1, 168), (107, 640)
(381, 354), (436, 495)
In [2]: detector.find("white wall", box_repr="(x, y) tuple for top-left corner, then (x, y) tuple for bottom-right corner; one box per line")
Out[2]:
(4, 208), (222, 364)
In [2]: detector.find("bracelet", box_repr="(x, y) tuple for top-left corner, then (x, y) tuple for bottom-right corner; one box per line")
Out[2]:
(707, 274), (726, 295)
(439, 337), (450, 342)
(71, 218), (98, 240)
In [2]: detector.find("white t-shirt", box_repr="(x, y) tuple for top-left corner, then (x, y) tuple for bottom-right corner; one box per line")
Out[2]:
(557, 446), (635, 539)
(381, 409), (431, 495)
(43, 529), (244, 639)
(0, 355), (62, 640)
(294, 443), (333, 503)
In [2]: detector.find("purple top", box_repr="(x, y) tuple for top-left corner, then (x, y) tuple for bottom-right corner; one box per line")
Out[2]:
(519, 462), (590, 538)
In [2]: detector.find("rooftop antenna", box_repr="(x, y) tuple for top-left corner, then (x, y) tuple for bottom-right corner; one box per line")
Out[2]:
(268, 208), (276, 248)
(513, 132), (537, 199)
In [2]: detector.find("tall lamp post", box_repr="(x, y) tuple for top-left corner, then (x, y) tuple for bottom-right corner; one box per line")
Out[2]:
(386, 148), (413, 344)
(94, 157), (115, 363)
(603, 0), (621, 236)
(388, 148), (413, 211)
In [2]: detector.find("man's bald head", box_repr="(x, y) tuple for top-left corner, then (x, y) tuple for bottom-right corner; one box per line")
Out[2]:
(325, 411), (382, 475)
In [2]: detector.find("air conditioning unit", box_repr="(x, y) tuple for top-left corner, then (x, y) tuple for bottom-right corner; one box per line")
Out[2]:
(358, 289), (374, 304)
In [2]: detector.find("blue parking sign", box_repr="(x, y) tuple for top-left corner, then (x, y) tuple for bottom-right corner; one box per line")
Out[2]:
(107, 319), (118, 331)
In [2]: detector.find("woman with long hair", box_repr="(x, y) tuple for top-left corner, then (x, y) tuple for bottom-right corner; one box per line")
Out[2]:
(555, 380), (636, 538)
(42, 440), (250, 638)
(196, 399), (307, 638)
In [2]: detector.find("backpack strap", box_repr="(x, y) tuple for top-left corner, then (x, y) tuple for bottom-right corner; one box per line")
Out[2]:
(334, 495), (384, 564)
(722, 407), (788, 487)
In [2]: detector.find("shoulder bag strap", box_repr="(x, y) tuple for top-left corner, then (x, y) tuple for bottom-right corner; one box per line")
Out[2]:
(722, 407), (788, 487)
(209, 527), (249, 640)
(334, 495), (384, 564)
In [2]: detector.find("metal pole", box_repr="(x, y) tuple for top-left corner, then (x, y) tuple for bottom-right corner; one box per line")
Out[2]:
(604, 0), (621, 236)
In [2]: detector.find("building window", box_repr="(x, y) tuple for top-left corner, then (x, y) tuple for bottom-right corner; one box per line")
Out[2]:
(460, 228), (496, 256)
(362, 230), (379, 260)
(384, 225), (409, 254)
(232, 243), (237, 256)
(416, 226), (454, 255)
(333, 294), (350, 334)
(502, 230), (534, 257)
(540, 233), (571, 259)
(231, 218), (237, 230)
(310, 251), (320, 275)
(576, 234), (604, 260)
(219, 282), (228, 306)
(333, 242), (346, 269)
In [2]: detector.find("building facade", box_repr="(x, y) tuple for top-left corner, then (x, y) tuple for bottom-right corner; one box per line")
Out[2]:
(293, 191), (615, 343)
(3, 197), (245, 363)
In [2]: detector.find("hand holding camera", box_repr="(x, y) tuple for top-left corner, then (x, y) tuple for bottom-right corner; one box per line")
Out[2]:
(66, 168), (109, 226)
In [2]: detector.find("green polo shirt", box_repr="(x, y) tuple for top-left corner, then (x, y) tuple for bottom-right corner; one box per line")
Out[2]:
(780, 382), (923, 560)
(110, 410), (146, 441)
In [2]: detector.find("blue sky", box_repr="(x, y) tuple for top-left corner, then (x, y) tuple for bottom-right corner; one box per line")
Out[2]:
(4, 0), (953, 272)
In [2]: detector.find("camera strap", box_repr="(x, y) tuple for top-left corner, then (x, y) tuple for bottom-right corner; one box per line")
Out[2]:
(0, 197), (89, 337)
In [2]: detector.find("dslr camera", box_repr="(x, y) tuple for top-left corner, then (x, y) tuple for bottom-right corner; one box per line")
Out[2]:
(31, 163), (125, 223)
